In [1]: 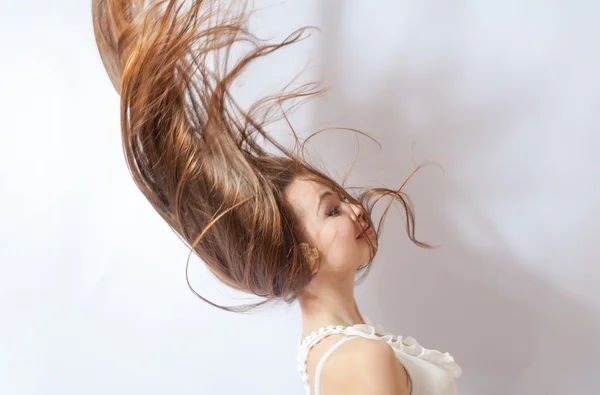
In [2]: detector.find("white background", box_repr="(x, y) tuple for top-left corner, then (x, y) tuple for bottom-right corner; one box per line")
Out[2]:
(1, 1), (599, 394)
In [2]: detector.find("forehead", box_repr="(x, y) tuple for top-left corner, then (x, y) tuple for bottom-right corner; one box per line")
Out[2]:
(285, 177), (330, 217)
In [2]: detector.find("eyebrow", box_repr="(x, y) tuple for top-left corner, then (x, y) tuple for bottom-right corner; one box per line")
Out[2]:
(316, 190), (333, 216)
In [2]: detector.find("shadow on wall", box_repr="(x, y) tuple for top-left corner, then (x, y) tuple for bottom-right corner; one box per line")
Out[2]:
(311, 1), (600, 395)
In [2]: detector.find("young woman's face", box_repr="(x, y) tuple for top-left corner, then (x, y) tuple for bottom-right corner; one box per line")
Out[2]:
(285, 177), (377, 275)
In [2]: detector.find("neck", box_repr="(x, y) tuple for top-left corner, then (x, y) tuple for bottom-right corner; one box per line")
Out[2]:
(298, 273), (366, 339)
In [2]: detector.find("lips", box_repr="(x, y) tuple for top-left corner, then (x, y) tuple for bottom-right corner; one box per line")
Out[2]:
(357, 225), (372, 239)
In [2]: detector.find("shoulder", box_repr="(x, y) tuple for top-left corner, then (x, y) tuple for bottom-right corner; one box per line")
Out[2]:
(319, 337), (409, 395)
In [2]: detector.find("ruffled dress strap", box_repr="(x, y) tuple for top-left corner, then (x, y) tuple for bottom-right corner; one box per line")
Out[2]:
(342, 324), (463, 379)
(297, 321), (462, 395)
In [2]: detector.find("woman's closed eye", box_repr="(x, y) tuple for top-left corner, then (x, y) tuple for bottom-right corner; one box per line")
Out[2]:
(327, 204), (340, 217)
(327, 195), (348, 217)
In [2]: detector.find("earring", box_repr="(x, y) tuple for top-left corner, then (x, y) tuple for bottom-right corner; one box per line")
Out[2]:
(299, 243), (320, 274)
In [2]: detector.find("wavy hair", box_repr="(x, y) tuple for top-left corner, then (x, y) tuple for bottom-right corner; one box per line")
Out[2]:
(91, 0), (435, 312)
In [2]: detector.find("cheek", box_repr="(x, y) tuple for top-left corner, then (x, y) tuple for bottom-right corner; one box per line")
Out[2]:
(324, 221), (357, 248)
(341, 218), (359, 239)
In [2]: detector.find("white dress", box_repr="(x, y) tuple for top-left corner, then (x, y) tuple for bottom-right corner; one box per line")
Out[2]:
(296, 319), (462, 395)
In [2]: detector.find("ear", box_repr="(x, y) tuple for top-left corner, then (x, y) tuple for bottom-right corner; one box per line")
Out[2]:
(299, 243), (320, 274)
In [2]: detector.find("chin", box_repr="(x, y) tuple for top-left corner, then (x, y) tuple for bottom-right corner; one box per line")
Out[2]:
(358, 238), (377, 262)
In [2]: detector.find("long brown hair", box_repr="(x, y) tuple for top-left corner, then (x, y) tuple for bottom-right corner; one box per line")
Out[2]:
(91, 0), (435, 312)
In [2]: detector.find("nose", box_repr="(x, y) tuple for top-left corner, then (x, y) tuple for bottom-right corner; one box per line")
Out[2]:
(349, 202), (365, 223)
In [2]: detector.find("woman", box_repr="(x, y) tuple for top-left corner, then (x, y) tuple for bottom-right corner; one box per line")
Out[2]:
(91, 0), (463, 394)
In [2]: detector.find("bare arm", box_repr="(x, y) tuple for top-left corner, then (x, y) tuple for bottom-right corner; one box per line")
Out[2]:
(318, 338), (409, 395)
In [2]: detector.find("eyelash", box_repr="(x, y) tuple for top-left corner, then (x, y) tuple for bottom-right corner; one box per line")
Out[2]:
(327, 205), (339, 217)
(327, 195), (347, 217)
